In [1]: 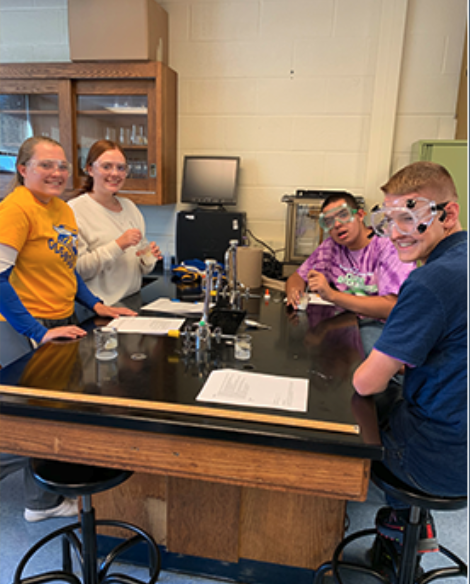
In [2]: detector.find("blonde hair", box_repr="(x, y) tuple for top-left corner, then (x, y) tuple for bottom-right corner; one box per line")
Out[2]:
(381, 161), (458, 203)
(11, 135), (64, 190)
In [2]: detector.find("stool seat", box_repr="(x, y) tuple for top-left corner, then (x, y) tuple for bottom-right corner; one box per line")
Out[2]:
(31, 459), (133, 498)
(371, 461), (467, 512)
(14, 459), (160, 584)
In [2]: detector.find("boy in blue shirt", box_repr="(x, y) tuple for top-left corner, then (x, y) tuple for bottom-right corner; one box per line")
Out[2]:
(353, 162), (467, 555)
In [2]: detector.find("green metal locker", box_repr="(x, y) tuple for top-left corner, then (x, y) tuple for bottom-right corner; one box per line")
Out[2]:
(411, 139), (468, 230)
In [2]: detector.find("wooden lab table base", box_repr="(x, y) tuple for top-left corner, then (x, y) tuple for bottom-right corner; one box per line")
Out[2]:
(0, 412), (370, 570)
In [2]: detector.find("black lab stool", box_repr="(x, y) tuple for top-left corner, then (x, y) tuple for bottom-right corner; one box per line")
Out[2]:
(14, 459), (161, 584)
(314, 461), (467, 584)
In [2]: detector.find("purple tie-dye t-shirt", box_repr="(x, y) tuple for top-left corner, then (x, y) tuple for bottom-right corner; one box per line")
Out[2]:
(297, 235), (415, 297)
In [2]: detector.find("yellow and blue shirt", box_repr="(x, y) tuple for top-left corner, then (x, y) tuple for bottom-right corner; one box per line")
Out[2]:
(0, 186), (100, 342)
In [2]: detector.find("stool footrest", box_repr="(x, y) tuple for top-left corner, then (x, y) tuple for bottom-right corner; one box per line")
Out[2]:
(314, 527), (467, 584)
(14, 518), (161, 584)
(14, 572), (81, 584)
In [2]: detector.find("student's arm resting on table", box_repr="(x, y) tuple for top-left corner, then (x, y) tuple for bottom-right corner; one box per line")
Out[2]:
(286, 271), (306, 307)
(75, 271), (137, 317)
(288, 240), (337, 309)
(93, 302), (137, 318)
(353, 348), (404, 396)
(75, 269), (103, 310)
(0, 244), (85, 344)
(307, 269), (397, 319)
(0, 265), (49, 343)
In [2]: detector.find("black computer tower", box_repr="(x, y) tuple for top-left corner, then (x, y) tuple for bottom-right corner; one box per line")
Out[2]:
(176, 209), (246, 264)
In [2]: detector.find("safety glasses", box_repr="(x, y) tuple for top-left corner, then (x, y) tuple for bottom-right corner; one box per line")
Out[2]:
(370, 198), (448, 237)
(26, 159), (72, 174)
(92, 161), (129, 176)
(319, 203), (358, 232)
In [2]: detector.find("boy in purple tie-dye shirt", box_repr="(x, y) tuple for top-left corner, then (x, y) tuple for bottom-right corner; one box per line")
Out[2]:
(298, 232), (412, 303)
(286, 192), (414, 354)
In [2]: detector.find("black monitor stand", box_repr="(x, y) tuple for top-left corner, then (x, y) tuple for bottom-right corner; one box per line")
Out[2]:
(189, 204), (229, 213)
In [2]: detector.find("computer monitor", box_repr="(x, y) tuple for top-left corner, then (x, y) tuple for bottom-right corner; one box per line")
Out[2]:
(181, 156), (240, 206)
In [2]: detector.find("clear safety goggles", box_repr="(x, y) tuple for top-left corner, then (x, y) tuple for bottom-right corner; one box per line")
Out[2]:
(27, 159), (72, 174)
(319, 203), (358, 232)
(92, 161), (130, 176)
(370, 198), (448, 237)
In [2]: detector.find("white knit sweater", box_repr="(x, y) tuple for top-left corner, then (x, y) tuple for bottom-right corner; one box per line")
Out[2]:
(68, 193), (155, 305)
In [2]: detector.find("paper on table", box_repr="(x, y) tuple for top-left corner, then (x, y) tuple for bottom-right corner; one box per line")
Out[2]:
(308, 293), (334, 306)
(141, 297), (208, 315)
(196, 369), (309, 412)
(108, 316), (185, 335)
(284, 293), (334, 306)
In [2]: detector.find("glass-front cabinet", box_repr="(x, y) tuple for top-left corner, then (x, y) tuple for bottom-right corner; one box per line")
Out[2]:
(0, 80), (67, 196)
(75, 82), (154, 192)
(0, 62), (177, 205)
(0, 92), (60, 149)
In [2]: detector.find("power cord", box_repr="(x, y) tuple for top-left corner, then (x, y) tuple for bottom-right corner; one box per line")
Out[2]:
(246, 229), (286, 280)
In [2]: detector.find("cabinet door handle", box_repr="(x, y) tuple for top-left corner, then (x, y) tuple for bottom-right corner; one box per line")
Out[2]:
(150, 164), (157, 178)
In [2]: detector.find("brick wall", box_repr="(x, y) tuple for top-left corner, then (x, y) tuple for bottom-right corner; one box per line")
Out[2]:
(0, 0), (466, 255)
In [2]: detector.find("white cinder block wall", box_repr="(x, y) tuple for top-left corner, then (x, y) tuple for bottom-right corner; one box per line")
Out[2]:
(0, 0), (466, 258)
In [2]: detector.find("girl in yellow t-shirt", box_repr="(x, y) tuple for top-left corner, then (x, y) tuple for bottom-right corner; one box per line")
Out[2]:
(0, 136), (137, 522)
(0, 136), (135, 346)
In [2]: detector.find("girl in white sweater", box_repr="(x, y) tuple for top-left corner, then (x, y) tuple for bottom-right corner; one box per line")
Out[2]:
(69, 140), (162, 305)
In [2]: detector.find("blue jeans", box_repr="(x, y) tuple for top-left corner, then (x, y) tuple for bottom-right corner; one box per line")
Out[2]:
(0, 315), (77, 510)
(379, 400), (467, 508)
(359, 318), (404, 393)
(0, 321), (32, 368)
(0, 453), (62, 510)
(358, 318), (384, 357)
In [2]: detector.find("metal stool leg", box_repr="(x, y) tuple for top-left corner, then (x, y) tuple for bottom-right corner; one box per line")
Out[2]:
(397, 506), (421, 584)
(81, 495), (98, 584)
(62, 533), (73, 573)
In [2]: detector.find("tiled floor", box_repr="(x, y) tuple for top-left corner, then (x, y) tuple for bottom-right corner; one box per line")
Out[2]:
(0, 470), (467, 584)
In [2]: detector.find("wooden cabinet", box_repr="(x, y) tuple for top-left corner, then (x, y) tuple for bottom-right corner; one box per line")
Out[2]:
(0, 61), (177, 205)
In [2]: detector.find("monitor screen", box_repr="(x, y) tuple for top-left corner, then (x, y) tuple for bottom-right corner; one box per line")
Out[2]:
(181, 156), (240, 206)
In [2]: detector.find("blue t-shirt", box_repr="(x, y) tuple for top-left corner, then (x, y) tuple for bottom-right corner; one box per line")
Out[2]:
(375, 231), (467, 492)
